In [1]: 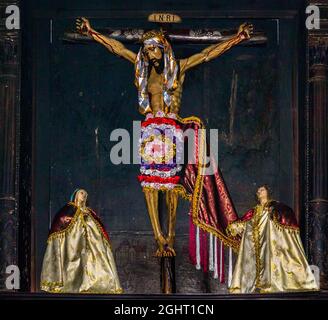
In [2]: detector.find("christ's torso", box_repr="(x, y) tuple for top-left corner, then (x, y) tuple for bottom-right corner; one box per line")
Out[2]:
(146, 63), (185, 115)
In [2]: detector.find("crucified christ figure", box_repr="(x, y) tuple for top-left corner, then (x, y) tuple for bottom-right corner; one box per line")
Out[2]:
(76, 17), (253, 257)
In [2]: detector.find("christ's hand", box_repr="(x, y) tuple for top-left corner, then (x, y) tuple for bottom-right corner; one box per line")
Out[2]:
(237, 23), (254, 40)
(76, 17), (92, 36)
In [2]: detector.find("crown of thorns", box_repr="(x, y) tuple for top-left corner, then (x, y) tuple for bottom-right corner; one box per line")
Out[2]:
(141, 29), (167, 43)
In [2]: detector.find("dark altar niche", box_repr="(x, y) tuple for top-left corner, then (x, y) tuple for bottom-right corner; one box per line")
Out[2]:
(1, 0), (327, 296)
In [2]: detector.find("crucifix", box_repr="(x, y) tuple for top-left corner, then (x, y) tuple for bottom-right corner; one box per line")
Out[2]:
(68, 13), (264, 294)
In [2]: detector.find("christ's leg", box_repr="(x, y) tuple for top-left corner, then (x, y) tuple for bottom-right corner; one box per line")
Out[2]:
(143, 188), (167, 256)
(165, 190), (178, 256)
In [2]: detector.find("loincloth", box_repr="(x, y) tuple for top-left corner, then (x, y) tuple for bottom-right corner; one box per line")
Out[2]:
(138, 111), (184, 190)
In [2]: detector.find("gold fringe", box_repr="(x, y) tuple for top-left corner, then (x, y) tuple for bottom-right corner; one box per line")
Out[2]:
(47, 205), (81, 242)
(173, 185), (193, 201)
(79, 288), (124, 294)
(41, 280), (63, 287)
(47, 205), (112, 250)
(264, 200), (300, 232)
(41, 282), (124, 294)
(40, 280), (64, 293)
(272, 214), (300, 233)
(196, 220), (240, 252)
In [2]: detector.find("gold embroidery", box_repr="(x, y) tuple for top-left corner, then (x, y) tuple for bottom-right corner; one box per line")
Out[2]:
(252, 205), (262, 288)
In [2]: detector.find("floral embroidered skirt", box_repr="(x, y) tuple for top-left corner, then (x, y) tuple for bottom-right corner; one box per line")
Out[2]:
(138, 111), (184, 190)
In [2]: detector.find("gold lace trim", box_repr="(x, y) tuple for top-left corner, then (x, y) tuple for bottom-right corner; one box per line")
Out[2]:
(252, 205), (262, 288)
(41, 281), (124, 294)
(41, 280), (63, 287)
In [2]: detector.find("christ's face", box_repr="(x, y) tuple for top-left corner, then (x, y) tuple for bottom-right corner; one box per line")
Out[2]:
(144, 44), (162, 67)
(76, 189), (87, 204)
(256, 186), (268, 201)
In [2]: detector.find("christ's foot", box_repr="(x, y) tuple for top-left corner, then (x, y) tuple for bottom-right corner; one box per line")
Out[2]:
(155, 244), (176, 257)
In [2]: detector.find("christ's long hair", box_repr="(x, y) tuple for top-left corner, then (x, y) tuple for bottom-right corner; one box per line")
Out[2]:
(134, 30), (179, 114)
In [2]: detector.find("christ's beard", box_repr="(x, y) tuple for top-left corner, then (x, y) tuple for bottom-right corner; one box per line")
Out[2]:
(150, 59), (163, 73)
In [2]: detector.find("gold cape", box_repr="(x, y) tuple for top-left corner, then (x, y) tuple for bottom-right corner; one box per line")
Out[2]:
(228, 204), (318, 293)
(40, 207), (123, 294)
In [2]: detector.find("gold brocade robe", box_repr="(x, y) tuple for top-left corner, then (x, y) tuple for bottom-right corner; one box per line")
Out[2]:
(228, 204), (318, 293)
(40, 206), (123, 294)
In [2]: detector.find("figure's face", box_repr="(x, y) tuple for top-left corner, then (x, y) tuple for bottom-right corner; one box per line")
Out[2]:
(144, 44), (162, 67)
(256, 186), (268, 200)
(75, 189), (88, 205)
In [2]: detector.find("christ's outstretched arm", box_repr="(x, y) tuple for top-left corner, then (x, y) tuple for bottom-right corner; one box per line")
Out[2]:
(76, 17), (137, 63)
(179, 22), (253, 74)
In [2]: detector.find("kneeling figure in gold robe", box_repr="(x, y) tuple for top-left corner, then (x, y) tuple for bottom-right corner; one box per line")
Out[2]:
(40, 189), (123, 294)
(228, 185), (318, 294)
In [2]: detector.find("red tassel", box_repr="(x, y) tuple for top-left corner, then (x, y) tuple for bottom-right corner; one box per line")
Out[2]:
(200, 230), (208, 273)
(189, 214), (196, 265)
